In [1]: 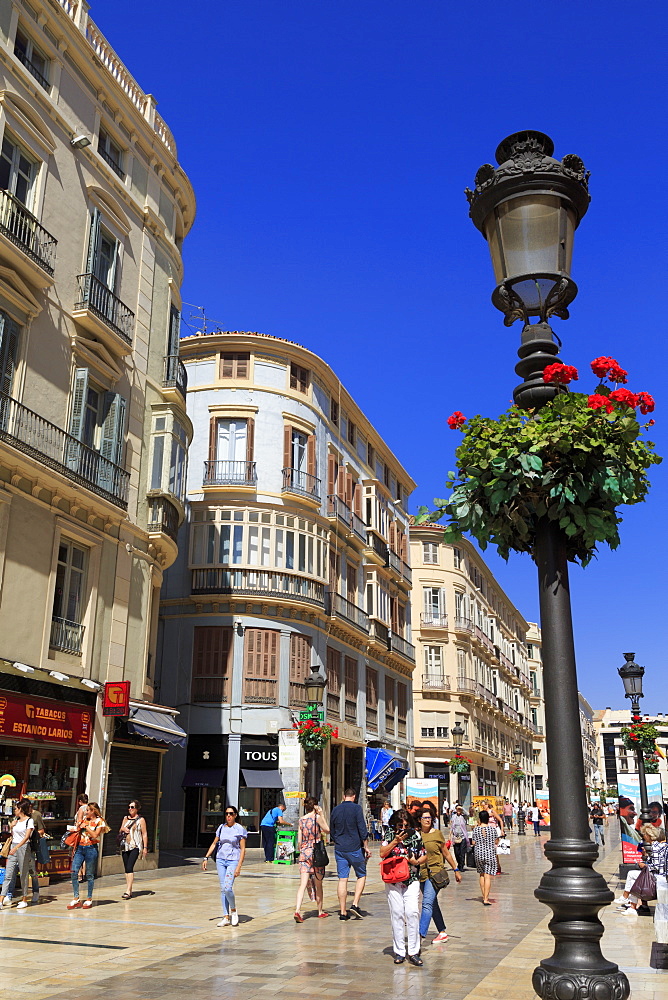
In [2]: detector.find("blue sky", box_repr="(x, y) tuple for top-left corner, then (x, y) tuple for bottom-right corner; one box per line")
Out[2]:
(94, 1), (667, 712)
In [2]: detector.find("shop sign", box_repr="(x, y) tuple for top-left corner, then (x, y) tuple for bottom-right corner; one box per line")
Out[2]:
(299, 709), (324, 722)
(279, 744), (301, 768)
(240, 745), (279, 769)
(103, 681), (130, 717)
(0, 692), (92, 748)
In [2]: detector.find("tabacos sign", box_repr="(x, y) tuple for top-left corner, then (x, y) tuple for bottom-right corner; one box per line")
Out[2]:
(0, 692), (92, 747)
(240, 745), (278, 769)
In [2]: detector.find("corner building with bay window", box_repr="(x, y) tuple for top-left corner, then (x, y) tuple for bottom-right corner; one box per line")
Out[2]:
(0, 1), (194, 874)
(157, 331), (416, 848)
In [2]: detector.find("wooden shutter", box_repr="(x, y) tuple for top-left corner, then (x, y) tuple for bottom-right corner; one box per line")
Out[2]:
(391, 596), (399, 634)
(344, 656), (357, 700)
(246, 417), (255, 462)
(0, 312), (20, 398)
(168, 305), (180, 356)
(245, 628), (279, 677)
(68, 368), (89, 441)
(397, 682), (407, 719)
(191, 626), (231, 701)
(290, 633), (311, 683)
(208, 416), (217, 462)
(99, 392), (126, 467)
(336, 465), (345, 500)
(283, 424), (292, 469)
(400, 532), (408, 562)
(220, 353), (234, 378)
(345, 473), (353, 507)
(389, 522), (396, 553)
(327, 453), (337, 496)
(353, 483), (362, 517)
(236, 353), (249, 379)
(85, 207), (101, 275)
(307, 434), (316, 479)
(346, 563), (357, 600)
(366, 667), (378, 707)
(385, 678), (395, 714)
(326, 647), (341, 693)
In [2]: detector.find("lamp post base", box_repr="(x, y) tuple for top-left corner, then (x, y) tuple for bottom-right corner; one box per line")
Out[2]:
(533, 966), (630, 1000)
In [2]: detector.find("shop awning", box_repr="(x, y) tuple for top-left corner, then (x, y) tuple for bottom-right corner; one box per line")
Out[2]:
(241, 768), (284, 789)
(127, 708), (187, 748)
(182, 768), (225, 788)
(366, 748), (410, 792)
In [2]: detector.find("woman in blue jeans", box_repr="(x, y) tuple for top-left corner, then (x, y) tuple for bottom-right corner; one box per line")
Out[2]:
(202, 805), (247, 927)
(68, 802), (107, 909)
(418, 809), (460, 944)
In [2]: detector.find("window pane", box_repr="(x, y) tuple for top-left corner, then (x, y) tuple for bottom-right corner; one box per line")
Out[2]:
(275, 529), (284, 568)
(219, 525), (231, 564)
(261, 528), (271, 567)
(232, 525), (243, 564)
(151, 436), (164, 489)
(248, 526), (259, 565)
(285, 531), (294, 569)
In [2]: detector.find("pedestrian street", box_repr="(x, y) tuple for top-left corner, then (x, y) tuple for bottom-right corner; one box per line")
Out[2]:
(0, 827), (663, 1000)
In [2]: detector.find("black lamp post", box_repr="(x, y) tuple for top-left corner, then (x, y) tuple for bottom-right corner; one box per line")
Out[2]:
(467, 132), (629, 1000)
(618, 652), (651, 825)
(513, 743), (526, 836)
(304, 665), (326, 722)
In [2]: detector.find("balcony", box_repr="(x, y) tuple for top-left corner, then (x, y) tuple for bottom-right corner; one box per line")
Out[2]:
(74, 273), (135, 352)
(163, 354), (187, 400)
(327, 592), (370, 633)
(191, 676), (227, 703)
(14, 46), (50, 90)
(204, 460), (257, 487)
(282, 467), (321, 501)
(455, 617), (473, 632)
(455, 676), (477, 695)
(503, 703), (521, 724)
(327, 494), (352, 528)
(191, 567), (325, 606)
(423, 673), (451, 691)
(351, 511), (367, 542)
(243, 677), (278, 705)
(98, 146), (125, 180)
(421, 612), (448, 628)
(50, 616), (85, 655)
(0, 392), (129, 508)
(365, 530), (389, 565)
(147, 496), (180, 544)
(289, 682), (309, 707)
(0, 188), (57, 279)
(390, 631), (415, 662)
(369, 618), (390, 649)
(474, 624), (494, 653)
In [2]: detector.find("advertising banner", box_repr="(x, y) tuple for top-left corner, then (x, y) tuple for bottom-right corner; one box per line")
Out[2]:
(0, 692), (92, 748)
(618, 774), (664, 864)
(406, 778), (438, 815)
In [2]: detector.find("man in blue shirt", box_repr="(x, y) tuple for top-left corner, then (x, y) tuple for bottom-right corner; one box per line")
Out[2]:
(260, 802), (290, 862)
(330, 788), (369, 919)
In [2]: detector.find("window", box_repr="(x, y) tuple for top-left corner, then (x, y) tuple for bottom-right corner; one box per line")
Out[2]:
(326, 646), (341, 716)
(420, 712), (449, 740)
(383, 463), (390, 488)
(330, 398), (339, 426)
(244, 628), (279, 704)
(422, 541), (438, 564)
(0, 310), (21, 398)
(52, 540), (87, 626)
(192, 626), (232, 702)
(0, 133), (37, 209)
(98, 127), (125, 179)
(149, 411), (188, 501)
(215, 419), (248, 461)
(290, 363), (309, 394)
(67, 369), (127, 483)
(14, 27), (50, 89)
(290, 633), (311, 687)
(347, 419), (356, 446)
(220, 353), (249, 379)
(424, 646), (443, 675)
(344, 655), (357, 720)
(367, 442), (374, 469)
(453, 546), (462, 569)
(397, 682), (407, 719)
(366, 666), (378, 707)
(423, 587), (446, 624)
(85, 209), (120, 293)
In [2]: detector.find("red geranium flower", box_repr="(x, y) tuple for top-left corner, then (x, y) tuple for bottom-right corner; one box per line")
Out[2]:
(543, 362), (579, 385)
(447, 411), (466, 430)
(648, 419), (655, 426)
(590, 356), (627, 382)
(609, 388), (638, 408)
(636, 392), (655, 415)
(587, 394), (615, 414)
(607, 363), (628, 384)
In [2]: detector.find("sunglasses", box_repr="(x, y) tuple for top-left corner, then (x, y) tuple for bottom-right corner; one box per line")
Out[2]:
(128, 805), (137, 809)
(225, 811), (236, 816)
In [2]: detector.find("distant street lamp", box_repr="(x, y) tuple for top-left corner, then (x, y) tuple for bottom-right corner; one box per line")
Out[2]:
(513, 743), (525, 835)
(305, 665), (326, 722)
(467, 131), (628, 1000)
(618, 652), (651, 825)
(451, 721), (465, 754)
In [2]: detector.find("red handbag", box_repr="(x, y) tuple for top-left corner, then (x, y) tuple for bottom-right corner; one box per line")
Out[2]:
(380, 854), (410, 883)
(64, 830), (80, 849)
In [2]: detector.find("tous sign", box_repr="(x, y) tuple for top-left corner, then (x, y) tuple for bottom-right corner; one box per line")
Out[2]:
(240, 746), (278, 769)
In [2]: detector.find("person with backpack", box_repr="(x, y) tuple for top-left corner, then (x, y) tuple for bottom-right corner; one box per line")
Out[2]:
(527, 801), (542, 836)
(202, 805), (247, 927)
(379, 809), (426, 966)
(0, 798), (36, 909)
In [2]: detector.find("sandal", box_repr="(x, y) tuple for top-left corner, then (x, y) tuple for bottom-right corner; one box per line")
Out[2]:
(82, 900), (93, 909)
(317, 911), (329, 918)
(121, 893), (132, 899)
(293, 911), (304, 923)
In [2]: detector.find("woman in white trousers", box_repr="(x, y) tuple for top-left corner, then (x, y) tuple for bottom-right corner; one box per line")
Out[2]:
(380, 809), (426, 966)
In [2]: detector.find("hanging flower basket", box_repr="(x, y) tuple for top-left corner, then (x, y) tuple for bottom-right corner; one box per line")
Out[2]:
(510, 768), (526, 782)
(620, 722), (660, 755)
(643, 754), (660, 774)
(446, 757), (473, 775)
(293, 719), (338, 752)
(416, 358), (660, 566)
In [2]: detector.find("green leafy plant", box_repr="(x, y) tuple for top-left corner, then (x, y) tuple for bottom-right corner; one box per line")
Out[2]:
(510, 768), (526, 782)
(446, 756), (473, 775)
(416, 358), (660, 566)
(293, 719), (338, 752)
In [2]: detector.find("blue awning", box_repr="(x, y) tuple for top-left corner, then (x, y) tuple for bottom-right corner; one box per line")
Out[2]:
(127, 708), (187, 748)
(366, 748), (409, 792)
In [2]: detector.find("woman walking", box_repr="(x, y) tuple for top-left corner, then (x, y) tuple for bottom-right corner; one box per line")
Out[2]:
(74, 793), (89, 883)
(528, 801), (542, 837)
(472, 809), (499, 905)
(68, 802), (107, 909)
(119, 800), (148, 899)
(379, 809), (426, 966)
(294, 797), (330, 921)
(202, 805), (247, 927)
(0, 799), (35, 909)
(418, 808), (460, 944)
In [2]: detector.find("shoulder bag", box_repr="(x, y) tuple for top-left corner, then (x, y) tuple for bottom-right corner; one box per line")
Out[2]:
(0, 836), (11, 859)
(629, 865), (657, 901)
(380, 854), (410, 883)
(430, 866), (450, 890)
(313, 839), (329, 868)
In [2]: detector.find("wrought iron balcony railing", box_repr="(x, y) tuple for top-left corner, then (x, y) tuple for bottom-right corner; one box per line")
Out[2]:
(14, 46), (50, 90)
(0, 392), (129, 508)
(50, 616), (85, 655)
(75, 272), (135, 344)
(191, 567), (325, 606)
(421, 612), (448, 628)
(390, 631), (415, 661)
(98, 145), (125, 179)
(0, 188), (57, 274)
(282, 467), (321, 499)
(366, 530), (389, 564)
(147, 496), (180, 543)
(163, 354), (187, 398)
(203, 460), (257, 487)
(326, 592), (369, 633)
(423, 673), (451, 690)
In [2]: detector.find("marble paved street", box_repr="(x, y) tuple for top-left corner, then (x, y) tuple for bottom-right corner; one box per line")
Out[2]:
(0, 827), (663, 999)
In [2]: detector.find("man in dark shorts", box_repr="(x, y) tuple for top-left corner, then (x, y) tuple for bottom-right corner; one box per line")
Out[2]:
(330, 788), (369, 920)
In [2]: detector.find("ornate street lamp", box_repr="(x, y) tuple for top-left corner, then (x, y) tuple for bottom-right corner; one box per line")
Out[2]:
(513, 743), (526, 835)
(618, 652), (651, 825)
(451, 721), (465, 754)
(467, 132), (629, 1000)
(304, 665), (326, 722)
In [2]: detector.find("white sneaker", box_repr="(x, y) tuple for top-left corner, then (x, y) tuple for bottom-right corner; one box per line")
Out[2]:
(623, 907), (638, 917)
(1, 897), (11, 907)
(217, 916), (230, 927)
(17, 900), (28, 909)
(230, 911), (239, 926)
